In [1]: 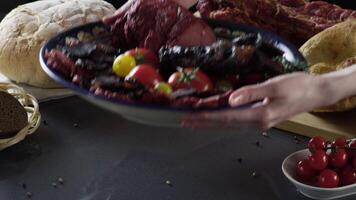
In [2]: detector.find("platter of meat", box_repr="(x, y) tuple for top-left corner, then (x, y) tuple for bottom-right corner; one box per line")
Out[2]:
(39, 0), (307, 127)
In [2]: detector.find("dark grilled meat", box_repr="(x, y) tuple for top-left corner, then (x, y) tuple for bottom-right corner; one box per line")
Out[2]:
(91, 75), (147, 99)
(159, 39), (256, 76)
(158, 33), (285, 77)
(63, 42), (116, 72)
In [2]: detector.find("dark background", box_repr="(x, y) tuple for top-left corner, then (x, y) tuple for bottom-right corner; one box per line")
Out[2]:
(323, 0), (355, 8)
(0, 0), (354, 16)
(0, 0), (354, 20)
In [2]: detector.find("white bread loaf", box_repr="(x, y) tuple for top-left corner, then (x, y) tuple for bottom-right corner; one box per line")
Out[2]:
(0, 0), (116, 88)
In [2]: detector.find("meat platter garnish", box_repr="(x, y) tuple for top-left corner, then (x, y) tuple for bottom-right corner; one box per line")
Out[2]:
(44, 0), (307, 109)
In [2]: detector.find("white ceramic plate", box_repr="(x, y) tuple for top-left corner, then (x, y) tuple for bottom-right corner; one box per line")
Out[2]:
(282, 149), (356, 200)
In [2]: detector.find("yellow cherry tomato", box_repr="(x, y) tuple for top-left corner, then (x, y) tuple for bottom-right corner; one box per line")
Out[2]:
(113, 54), (136, 77)
(154, 82), (173, 95)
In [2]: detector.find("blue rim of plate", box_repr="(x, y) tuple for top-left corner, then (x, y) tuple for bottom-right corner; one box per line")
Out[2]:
(39, 19), (306, 113)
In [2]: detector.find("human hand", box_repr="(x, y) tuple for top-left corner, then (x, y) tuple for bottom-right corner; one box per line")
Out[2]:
(183, 72), (338, 130)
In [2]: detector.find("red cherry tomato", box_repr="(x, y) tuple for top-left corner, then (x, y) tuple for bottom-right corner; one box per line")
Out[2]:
(125, 48), (159, 66)
(317, 169), (339, 188)
(296, 159), (316, 181)
(125, 64), (163, 88)
(330, 149), (348, 169)
(332, 138), (347, 149)
(168, 68), (213, 92)
(308, 150), (328, 171)
(308, 136), (326, 153)
(347, 140), (356, 158)
(353, 155), (356, 169)
(340, 165), (356, 186)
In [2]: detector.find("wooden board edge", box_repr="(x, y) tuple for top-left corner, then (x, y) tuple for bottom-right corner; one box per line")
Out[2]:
(275, 120), (354, 140)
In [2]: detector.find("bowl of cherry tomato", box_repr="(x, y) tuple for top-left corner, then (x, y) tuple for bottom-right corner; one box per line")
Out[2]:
(282, 136), (356, 200)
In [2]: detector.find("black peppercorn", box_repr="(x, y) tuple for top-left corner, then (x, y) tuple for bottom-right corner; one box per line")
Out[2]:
(262, 132), (268, 137)
(43, 120), (48, 126)
(165, 180), (172, 187)
(252, 172), (257, 178)
(58, 177), (64, 185)
(255, 141), (260, 147)
(26, 192), (32, 199)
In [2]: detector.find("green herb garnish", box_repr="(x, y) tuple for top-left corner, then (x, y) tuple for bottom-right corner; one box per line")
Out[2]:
(273, 56), (308, 73)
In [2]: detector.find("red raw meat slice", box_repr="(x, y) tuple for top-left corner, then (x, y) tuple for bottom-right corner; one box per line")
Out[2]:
(104, 0), (216, 52)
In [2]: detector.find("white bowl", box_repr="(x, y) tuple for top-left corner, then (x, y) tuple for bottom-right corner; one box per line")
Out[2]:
(282, 149), (356, 200)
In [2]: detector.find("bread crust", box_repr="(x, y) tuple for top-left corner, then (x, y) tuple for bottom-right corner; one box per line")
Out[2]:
(0, 0), (115, 88)
(301, 19), (356, 112)
(0, 91), (28, 139)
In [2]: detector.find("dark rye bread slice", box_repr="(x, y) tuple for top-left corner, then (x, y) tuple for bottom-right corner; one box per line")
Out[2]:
(0, 91), (28, 139)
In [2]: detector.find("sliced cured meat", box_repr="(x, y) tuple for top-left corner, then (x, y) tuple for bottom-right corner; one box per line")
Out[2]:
(197, 0), (356, 45)
(103, 0), (216, 52)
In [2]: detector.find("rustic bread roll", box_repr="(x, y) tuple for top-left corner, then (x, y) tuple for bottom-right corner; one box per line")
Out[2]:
(0, 0), (115, 88)
(300, 20), (356, 67)
(309, 57), (356, 112)
(300, 20), (356, 112)
(0, 91), (28, 139)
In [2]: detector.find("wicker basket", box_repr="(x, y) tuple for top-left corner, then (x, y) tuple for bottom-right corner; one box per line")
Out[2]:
(0, 83), (41, 151)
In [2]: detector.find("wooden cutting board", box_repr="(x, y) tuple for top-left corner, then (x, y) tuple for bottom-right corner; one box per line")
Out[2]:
(275, 109), (356, 140)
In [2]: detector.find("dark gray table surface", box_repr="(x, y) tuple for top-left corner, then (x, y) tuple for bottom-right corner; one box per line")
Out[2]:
(0, 96), (354, 200)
